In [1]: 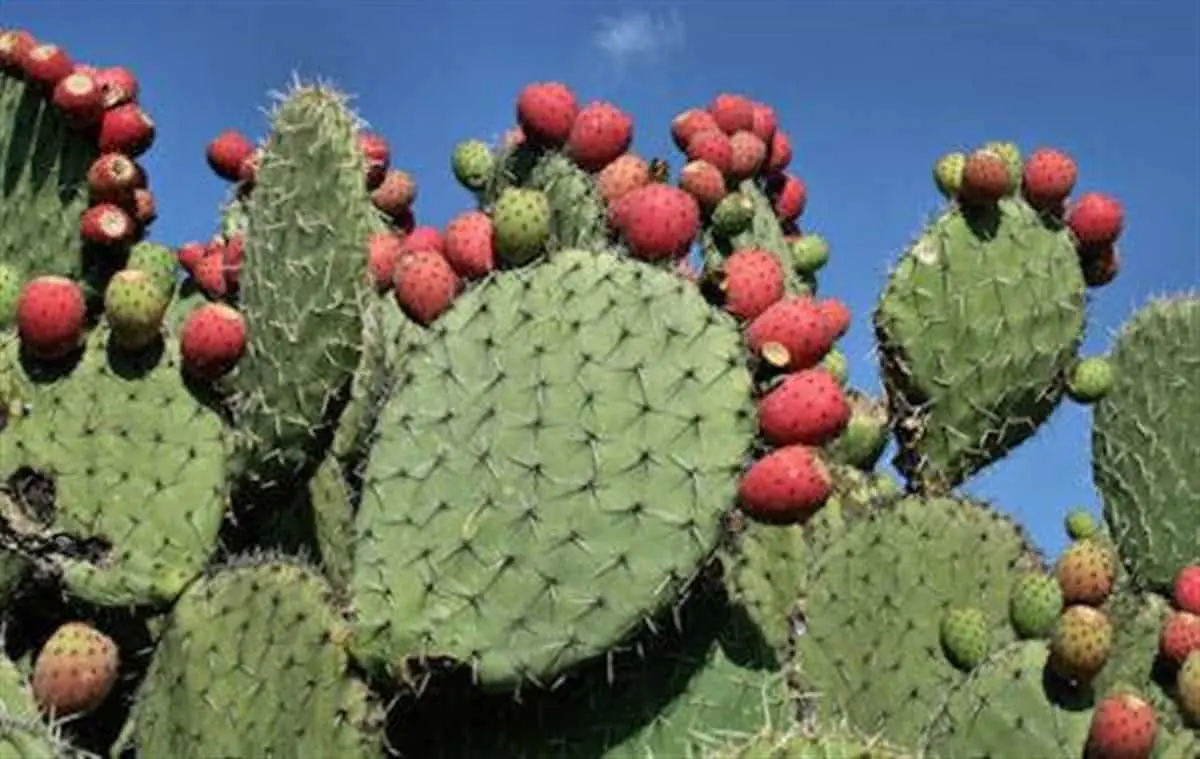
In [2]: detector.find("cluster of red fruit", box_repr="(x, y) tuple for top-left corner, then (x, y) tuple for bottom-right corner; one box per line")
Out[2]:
(1081, 566), (1200, 759)
(960, 146), (1125, 288)
(0, 29), (158, 246)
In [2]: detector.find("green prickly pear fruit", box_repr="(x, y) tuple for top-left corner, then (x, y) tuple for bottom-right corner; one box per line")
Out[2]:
(452, 139), (493, 191)
(1008, 572), (1063, 638)
(711, 192), (756, 237)
(104, 269), (170, 351)
(982, 140), (1023, 191)
(0, 264), (20, 327)
(789, 233), (830, 275)
(819, 348), (848, 385)
(1064, 509), (1100, 540)
(31, 622), (119, 718)
(939, 606), (990, 671)
(1055, 538), (1116, 606)
(126, 241), (179, 299)
(1178, 651), (1200, 725)
(491, 187), (551, 266)
(933, 151), (966, 198)
(825, 391), (890, 471)
(1066, 355), (1115, 403)
(1049, 604), (1112, 683)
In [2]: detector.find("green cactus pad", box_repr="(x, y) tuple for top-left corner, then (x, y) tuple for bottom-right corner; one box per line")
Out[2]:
(1093, 295), (1200, 591)
(0, 72), (97, 281)
(875, 198), (1086, 492)
(0, 320), (226, 607)
(388, 586), (792, 758)
(528, 153), (609, 252)
(229, 83), (375, 488)
(121, 558), (383, 758)
(920, 641), (1092, 758)
(0, 645), (73, 757)
(712, 726), (914, 759)
(793, 495), (1042, 748)
(351, 249), (755, 688)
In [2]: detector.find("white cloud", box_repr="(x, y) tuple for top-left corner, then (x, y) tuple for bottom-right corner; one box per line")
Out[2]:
(592, 9), (686, 70)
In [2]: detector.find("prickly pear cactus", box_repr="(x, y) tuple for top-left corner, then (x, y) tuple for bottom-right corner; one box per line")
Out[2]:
(119, 558), (384, 758)
(1093, 294), (1200, 591)
(875, 198), (1086, 493)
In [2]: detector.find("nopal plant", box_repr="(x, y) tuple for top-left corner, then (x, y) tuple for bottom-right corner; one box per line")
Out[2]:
(0, 25), (1197, 759)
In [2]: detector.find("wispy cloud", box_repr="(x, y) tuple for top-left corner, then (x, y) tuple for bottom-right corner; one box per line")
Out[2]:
(592, 9), (686, 72)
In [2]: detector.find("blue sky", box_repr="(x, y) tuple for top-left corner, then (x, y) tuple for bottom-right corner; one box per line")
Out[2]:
(8, 1), (1197, 559)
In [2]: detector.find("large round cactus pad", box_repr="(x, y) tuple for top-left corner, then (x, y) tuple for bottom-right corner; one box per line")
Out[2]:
(794, 495), (1042, 748)
(0, 323), (226, 607)
(1093, 295), (1200, 591)
(1, 71), (96, 280)
(875, 199), (1085, 492)
(920, 641), (1092, 757)
(121, 560), (383, 758)
(352, 249), (756, 688)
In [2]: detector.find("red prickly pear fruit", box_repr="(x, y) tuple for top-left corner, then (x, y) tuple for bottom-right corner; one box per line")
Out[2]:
(746, 296), (837, 371)
(1160, 611), (1200, 666)
(177, 241), (207, 274)
(516, 82), (578, 147)
(191, 249), (227, 300)
(86, 152), (141, 203)
(98, 104), (155, 157)
(758, 368), (852, 446)
(401, 226), (445, 257)
(132, 188), (156, 227)
(818, 298), (851, 340)
(94, 66), (138, 108)
(768, 173), (808, 222)
(393, 250), (460, 326)
(671, 108), (719, 152)
(749, 102), (777, 143)
(442, 211), (496, 280)
(737, 445), (833, 522)
(727, 131), (767, 181)
(22, 44), (73, 89)
(959, 150), (1011, 205)
(617, 184), (701, 261)
(16, 276), (86, 360)
(1173, 566), (1200, 614)
(685, 130), (733, 176)
(206, 130), (256, 182)
(367, 231), (405, 292)
(766, 130), (793, 174)
(718, 248), (785, 321)
(597, 153), (651, 205)
(1084, 692), (1158, 759)
(1067, 192), (1124, 247)
(1021, 148), (1077, 211)
(358, 132), (390, 189)
(0, 30), (36, 72)
(608, 192), (637, 232)
(708, 93), (755, 135)
(567, 101), (634, 172)
(1082, 245), (1120, 288)
(80, 203), (135, 246)
(222, 235), (244, 290)
(679, 160), (727, 209)
(31, 622), (119, 718)
(180, 303), (247, 380)
(371, 169), (417, 217)
(51, 72), (105, 129)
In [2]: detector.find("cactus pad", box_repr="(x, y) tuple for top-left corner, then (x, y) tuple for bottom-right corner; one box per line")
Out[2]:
(1093, 294), (1200, 591)
(875, 198), (1086, 492)
(230, 83), (375, 487)
(0, 72), (96, 281)
(122, 558), (383, 758)
(0, 322), (226, 607)
(352, 248), (756, 688)
(920, 641), (1092, 757)
(528, 153), (609, 252)
(793, 495), (1042, 748)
